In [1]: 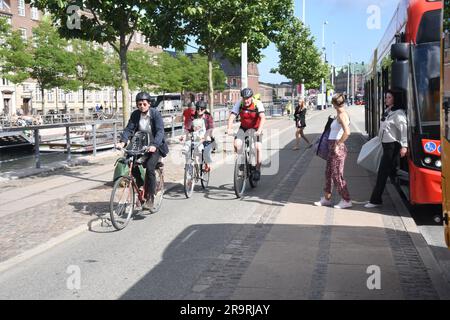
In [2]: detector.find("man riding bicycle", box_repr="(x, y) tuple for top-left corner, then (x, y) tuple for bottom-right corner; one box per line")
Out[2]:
(227, 88), (266, 181)
(115, 92), (169, 209)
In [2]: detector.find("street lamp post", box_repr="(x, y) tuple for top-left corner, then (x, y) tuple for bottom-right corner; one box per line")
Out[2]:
(303, 0), (306, 26)
(301, 0), (306, 100)
(321, 21), (328, 109)
(332, 41), (336, 87)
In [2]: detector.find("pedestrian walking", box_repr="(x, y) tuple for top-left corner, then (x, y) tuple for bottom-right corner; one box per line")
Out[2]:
(314, 93), (352, 209)
(365, 89), (408, 208)
(292, 98), (312, 150)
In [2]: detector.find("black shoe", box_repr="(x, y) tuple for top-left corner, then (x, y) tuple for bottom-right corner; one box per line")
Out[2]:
(239, 164), (245, 171)
(252, 169), (261, 181)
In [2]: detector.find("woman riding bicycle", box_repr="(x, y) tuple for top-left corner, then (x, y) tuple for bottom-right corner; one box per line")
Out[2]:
(115, 92), (169, 209)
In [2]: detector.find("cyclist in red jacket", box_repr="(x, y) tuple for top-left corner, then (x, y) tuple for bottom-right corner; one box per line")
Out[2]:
(227, 88), (266, 181)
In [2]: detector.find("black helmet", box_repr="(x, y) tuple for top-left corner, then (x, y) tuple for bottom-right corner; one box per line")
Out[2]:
(195, 101), (207, 110)
(240, 88), (253, 99)
(136, 92), (151, 103)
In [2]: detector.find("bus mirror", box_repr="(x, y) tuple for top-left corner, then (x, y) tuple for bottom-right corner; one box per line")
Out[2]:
(391, 43), (410, 61)
(391, 61), (409, 91)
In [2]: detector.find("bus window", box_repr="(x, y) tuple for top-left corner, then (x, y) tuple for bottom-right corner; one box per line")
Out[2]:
(414, 43), (440, 126)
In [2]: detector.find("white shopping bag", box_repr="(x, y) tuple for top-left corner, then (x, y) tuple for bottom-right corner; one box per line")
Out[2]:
(357, 136), (383, 173)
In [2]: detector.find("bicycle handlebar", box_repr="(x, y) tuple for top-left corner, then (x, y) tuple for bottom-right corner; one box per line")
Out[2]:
(115, 147), (148, 156)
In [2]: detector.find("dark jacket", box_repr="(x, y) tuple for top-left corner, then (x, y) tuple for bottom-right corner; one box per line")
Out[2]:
(120, 108), (169, 157)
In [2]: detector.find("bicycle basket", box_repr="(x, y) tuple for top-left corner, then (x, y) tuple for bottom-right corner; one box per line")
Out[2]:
(127, 131), (151, 152)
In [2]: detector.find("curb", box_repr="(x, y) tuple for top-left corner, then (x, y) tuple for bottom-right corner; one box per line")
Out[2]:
(351, 120), (450, 299)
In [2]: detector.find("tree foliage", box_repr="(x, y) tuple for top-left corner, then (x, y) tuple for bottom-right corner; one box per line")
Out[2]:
(272, 16), (327, 91)
(27, 0), (188, 124)
(181, 0), (293, 111)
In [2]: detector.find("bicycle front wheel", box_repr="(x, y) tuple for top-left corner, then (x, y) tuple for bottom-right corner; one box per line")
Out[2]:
(184, 164), (195, 198)
(234, 154), (247, 198)
(150, 168), (164, 213)
(110, 176), (135, 230)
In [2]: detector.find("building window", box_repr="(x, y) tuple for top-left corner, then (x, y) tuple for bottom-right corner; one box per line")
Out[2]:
(35, 88), (42, 102)
(95, 91), (101, 102)
(103, 89), (109, 102)
(78, 89), (83, 102)
(19, 28), (26, 41)
(59, 90), (65, 102)
(18, 0), (25, 16)
(68, 91), (74, 102)
(86, 91), (91, 102)
(2, 78), (9, 86)
(47, 89), (53, 102)
(31, 7), (39, 20)
(0, 0), (11, 11)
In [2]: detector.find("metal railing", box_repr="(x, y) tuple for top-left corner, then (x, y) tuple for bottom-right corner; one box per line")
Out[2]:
(1, 120), (122, 169)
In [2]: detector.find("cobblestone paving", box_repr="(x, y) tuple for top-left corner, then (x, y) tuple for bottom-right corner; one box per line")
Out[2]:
(0, 154), (185, 263)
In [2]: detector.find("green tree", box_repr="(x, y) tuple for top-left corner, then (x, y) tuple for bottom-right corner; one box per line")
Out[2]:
(128, 49), (158, 93)
(0, 17), (75, 114)
(0, 18), (32, 85)
(182, 0), (293, 112)
(155, 52), (183, 94)
(71, 39), (109, 115)
(101, 52), (122, 112)
(29, 0), (189, 125)
(272, 16), (328, 97)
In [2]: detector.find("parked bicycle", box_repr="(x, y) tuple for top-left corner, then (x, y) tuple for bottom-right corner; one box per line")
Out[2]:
(110, 147), (165, 230)
(183, 134), (211, 198)
(233, 133), (259, 198)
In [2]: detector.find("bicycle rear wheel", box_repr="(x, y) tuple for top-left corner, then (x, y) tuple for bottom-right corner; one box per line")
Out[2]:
(234, 154), (247, 198)
(184, 163), (195, 198)
(110, 176), (135, 230)
(150, 168), (164, 213)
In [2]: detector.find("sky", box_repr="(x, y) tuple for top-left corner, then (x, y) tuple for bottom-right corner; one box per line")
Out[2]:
(258, 0), (400, 84)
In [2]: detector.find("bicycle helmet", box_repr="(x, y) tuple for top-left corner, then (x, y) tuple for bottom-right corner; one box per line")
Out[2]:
(136, 92), (152, 103)
(240, 88), (253, 99)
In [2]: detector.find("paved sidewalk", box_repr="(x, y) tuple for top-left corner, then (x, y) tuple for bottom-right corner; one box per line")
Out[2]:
(226, 133), (450, 300)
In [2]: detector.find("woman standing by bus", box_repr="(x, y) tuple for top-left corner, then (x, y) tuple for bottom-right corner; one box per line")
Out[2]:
(314, 93), (352, 209)
(365, 90), (408, 208)
(293, 99), (312, 150)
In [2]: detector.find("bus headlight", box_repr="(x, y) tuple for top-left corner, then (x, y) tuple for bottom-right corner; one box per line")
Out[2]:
(435, 160), (442, 168)
(424, 157), (432, 165)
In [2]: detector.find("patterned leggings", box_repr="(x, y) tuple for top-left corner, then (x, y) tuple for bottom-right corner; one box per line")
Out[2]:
(324, 140), (351, 201)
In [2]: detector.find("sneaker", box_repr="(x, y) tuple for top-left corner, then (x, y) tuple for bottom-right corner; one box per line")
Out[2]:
(313, 197), (332, 207)
(142, 197), (154, 210)
(334, 199), (353, 209)
(364, 202), (381, 208)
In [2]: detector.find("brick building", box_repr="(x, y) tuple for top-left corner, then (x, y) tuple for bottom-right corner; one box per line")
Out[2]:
(0, 0), (163, 116)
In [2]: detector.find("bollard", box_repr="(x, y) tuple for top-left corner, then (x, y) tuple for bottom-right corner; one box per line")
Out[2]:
(66, 126), (71, 162)
(92, 124), (97, 156)
(171, 115), (175, 138)
(34, 128), (41, 169)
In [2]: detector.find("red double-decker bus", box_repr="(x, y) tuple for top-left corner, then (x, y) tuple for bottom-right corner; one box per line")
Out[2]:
(364, 0), (442, 206)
